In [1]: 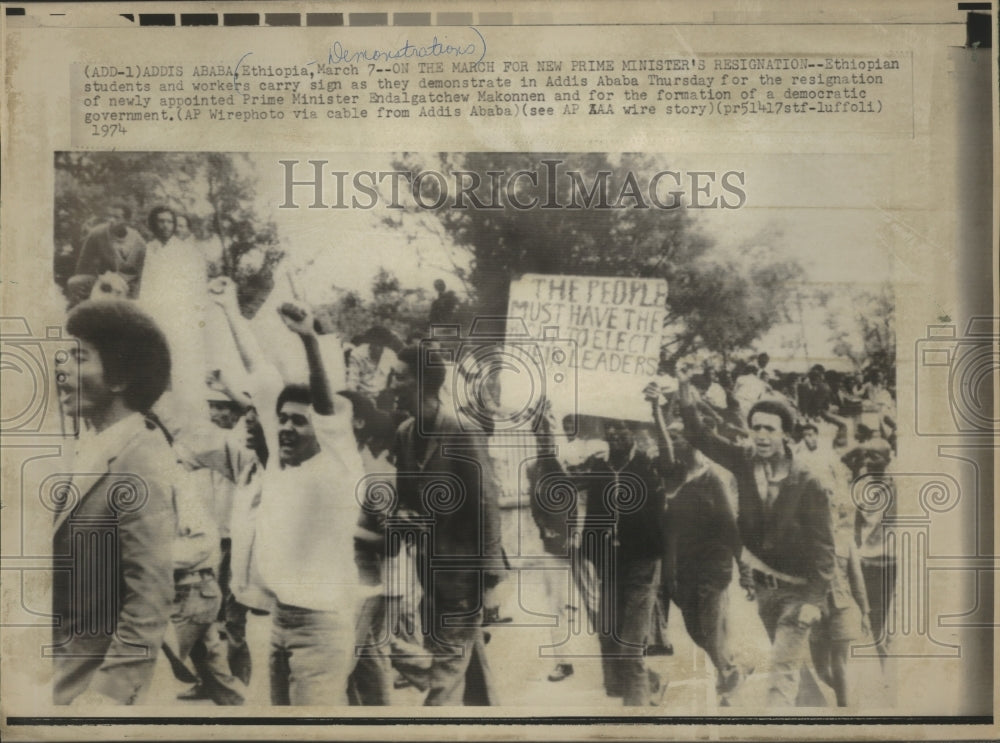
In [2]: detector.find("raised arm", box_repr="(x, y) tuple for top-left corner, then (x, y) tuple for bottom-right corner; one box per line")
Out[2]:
(528, 398), (575, 537)
(74, 228), (109, 277)
(208, 276), (267, 375)
(820, 409), (850, 442)
(277, 300), (335, 416)
(643, 381), (676, 472)
(209, 368), (252, 411)
(677, 366), (746, 473)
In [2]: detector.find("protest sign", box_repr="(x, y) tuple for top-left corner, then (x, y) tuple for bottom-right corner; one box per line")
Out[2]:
(503, 273), (668, 421)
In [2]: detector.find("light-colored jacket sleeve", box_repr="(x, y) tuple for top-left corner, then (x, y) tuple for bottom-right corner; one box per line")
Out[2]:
(246, 362), (284, 469)
(318, 333), (349, 392)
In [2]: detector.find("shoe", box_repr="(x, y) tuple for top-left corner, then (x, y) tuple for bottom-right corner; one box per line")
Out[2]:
(393, 670), (429, 693)
(547, 663), (575, 682)
(649, 684), (668, 706)
(177, 685), (211, 701)
(716, 667), (741, 695)
(212, 690), (246, 707)
(648, 671), (669, 706)
(646, 642), (674, 657)
(717, 663), (754, 703)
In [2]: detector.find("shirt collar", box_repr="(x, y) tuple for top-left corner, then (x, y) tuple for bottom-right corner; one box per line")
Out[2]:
(148, 236), (175, 252)
(609, 446), (637, 473)
(76, 412), (147, 468)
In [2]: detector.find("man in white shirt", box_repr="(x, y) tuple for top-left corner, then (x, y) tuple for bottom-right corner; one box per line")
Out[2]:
(253, 300), (377, 706)
(794, 422), (850, 500)
(139, 205), (210, 435)
(731, 361), (770, 423)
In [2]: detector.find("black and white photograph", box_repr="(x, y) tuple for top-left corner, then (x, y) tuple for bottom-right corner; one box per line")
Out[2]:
(1, 2), (995, 740)
(44, 150), (904, 710)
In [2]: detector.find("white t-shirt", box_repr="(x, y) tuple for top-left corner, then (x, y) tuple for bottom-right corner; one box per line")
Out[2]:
(732, 373), (769, 419)
(139, 236), (209, 428)
(347, 344), (398, 399)
(254, 407), (377, 613)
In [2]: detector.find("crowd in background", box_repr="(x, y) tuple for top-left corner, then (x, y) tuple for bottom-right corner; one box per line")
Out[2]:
(49, 201), (899, 709)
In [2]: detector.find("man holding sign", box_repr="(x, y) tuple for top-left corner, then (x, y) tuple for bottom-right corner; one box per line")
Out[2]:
(576, 406), (669, 706)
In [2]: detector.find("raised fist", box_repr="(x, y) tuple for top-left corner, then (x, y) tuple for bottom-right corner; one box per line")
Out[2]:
(643, 381), (662, 403)
(278, 300), (316, 336)
(207, 276), (238, 311)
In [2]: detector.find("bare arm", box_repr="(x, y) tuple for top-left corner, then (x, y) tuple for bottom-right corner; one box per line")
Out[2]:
(820, 409), (850, 441)
(207, 369), (253, 412)
(208, 276), (267, 374)
(644, 381), (675, 470)
(278, 301), (335, 416)
(74, 228), (108, 276)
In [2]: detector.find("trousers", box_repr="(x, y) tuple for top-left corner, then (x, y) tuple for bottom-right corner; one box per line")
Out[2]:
(411, 567), (497, 706)
(163, 573), (245, 705)
(347, 594), (393, 705)
(269, 602), (354, 706)
(755, 583), (824, 706)
(594, 556), (658, 706)
(217, 538), (253, 686)
(665, 580), (738, 690)
(862, 559), (897, 658)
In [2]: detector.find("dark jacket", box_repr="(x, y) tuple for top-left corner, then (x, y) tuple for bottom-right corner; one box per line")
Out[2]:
(680, 400), (835, 601)
(73, 223), (147, 298)
(664, 467), (742, 590)
(526, 441), (579, 555)
(578, 449), (667, 562)
(51, 417), (175, 704)
(391, 409), (504, 596)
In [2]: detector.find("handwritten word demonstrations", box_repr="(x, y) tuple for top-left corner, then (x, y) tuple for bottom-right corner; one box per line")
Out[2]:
(72, 52), (909, 141)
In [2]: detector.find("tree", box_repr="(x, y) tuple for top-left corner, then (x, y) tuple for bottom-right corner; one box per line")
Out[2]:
(383, 152), (803, 366)
(53, 152), (283, 317)
(826, 281), (896, 381)
(314, 268), (434, 345)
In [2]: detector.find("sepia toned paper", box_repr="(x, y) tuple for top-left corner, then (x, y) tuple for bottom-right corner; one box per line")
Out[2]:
(1, 1), (996, 740)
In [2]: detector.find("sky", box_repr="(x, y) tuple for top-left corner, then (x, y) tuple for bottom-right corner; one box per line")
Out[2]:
(260, 150), (892, 294)
(250, 151), (893, 369)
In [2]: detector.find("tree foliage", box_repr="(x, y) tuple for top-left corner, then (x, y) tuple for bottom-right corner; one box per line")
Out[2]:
(383, 152), (803, 366)
(826, 281), (896, 380)
(314, 267), (435, 345)
(53, 152), (283, 317)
